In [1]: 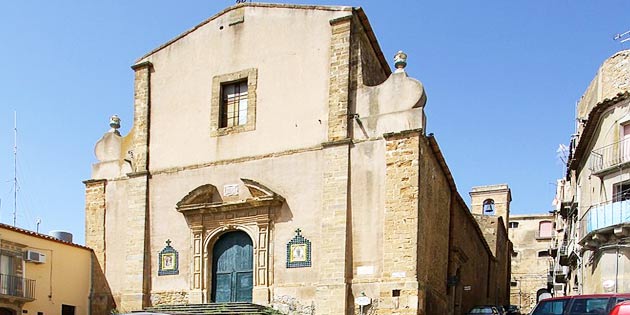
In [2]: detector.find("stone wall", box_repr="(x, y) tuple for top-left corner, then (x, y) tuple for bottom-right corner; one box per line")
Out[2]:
(91, 252), (116, 315)
(418, 136), (452, 315)
(448, 200), (492, 314)
(577, 50), (630, 119)
(85, 179), (106, 266)
(327, 16), (352, 142)
(119, 61), (152, 312)
(380, 130), (422, 315)
(150, 291), (189, 306)
(509, 215), (553, 313)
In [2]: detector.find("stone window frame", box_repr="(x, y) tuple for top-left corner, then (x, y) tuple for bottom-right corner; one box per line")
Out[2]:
(211, 68), (258, 137)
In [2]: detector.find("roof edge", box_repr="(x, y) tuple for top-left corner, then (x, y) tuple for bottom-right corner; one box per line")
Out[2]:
(426, 134), (495, 258)
(568, 92), (630, 173)
(134, 2), (355, 64)
(0, 223), (92, 251)
(353, 7), (391, 76)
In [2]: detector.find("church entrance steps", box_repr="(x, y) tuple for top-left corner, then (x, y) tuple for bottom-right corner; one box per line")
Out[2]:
(143, 302), (280, 315)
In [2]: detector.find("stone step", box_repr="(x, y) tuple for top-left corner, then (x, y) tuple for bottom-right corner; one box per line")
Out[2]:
(143, 303), (279, 315)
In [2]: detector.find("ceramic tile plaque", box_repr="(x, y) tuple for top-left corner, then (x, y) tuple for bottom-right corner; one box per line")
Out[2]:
(286, 229), (311, 268)
(158, 239), (179, 276)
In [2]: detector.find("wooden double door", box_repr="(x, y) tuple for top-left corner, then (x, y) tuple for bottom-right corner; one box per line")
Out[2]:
(211, 231), (253, 303)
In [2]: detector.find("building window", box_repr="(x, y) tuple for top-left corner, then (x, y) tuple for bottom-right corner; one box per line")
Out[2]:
(511, 251), (518, 258)
(220, 80), (248, 128)
(509, 222), (519, 228)
(538, 250), (550, 257)
(61, 305), (75, 315)
(211, 68), (258, 137)
(510, 281), (518, 287)
(613, 181), (630, 202)
(483, 199), (495, 215)
(538, 221), (553, 239)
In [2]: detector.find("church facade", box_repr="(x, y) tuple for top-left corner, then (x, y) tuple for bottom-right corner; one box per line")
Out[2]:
(84, 4), (510, 315)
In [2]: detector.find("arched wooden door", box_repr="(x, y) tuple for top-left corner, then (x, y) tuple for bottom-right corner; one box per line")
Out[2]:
(212, 231), (253, 302)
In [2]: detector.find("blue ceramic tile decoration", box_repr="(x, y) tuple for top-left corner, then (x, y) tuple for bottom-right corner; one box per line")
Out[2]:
(286, 229), (311, 268)
(158, 239), (179, 276)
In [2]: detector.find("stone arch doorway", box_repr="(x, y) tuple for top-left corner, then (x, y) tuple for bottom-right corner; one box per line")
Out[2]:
(211, 230), (254, 303)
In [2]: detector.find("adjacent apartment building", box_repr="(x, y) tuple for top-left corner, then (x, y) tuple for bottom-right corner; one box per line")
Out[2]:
(0, 224), (112, 315)
(84, 3), (511, 315)
(554, 49), (630, 295)
(508, 214), (554, 313)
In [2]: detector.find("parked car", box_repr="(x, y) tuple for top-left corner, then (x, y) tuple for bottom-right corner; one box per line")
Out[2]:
(610, 300), (630, 315)
(530, 294), (630, 315)
(504, 304), (521, 315)
(467, 305), (499, 314)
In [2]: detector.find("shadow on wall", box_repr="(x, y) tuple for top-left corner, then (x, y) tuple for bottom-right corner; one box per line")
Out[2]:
(91, 252), (116, 315)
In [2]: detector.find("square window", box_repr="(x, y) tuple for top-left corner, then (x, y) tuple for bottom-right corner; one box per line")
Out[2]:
(538, 221), (553, 239)
(613, 181), (630, 202)
(220, 80), (248, 128)
(211, 68), (257, 136)
(61, 305), (75, 315)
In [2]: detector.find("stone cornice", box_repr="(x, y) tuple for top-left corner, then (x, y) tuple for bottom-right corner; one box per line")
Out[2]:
(130, 60), (153, 71)
(83, 178), (107, 185)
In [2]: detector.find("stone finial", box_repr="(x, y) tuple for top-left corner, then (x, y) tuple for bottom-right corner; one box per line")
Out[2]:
(109, 115), (121, 135)
(394, 50), (408, 73)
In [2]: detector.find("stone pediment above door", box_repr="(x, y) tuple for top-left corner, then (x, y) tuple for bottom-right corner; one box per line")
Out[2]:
(176, 179), (285, 227)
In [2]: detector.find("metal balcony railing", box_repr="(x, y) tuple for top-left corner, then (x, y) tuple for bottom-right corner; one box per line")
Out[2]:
(589, 138), (630, 173)
(559, 239), (569, 256)
(0, 274), (35, 300)
(580, 199), (630, 239)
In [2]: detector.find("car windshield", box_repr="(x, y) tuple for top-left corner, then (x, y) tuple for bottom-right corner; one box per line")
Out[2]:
(531, 299), (568, 315)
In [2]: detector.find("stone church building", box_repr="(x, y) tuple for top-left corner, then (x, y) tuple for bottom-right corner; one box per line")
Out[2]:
(84, 3), (511, 315)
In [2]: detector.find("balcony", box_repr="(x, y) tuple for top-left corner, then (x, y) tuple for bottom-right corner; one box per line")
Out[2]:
(549, 240), (559, 257)
(589, 138), (630, 176)
(558, 239), (577, 266)
(0, 274), (35, 301)
(580, 199), (630, 245)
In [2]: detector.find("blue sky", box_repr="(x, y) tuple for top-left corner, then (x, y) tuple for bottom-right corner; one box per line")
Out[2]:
(0, 1), (629, 245)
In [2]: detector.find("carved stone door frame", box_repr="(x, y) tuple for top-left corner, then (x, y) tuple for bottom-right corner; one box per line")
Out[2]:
(176, 179), (283, 305)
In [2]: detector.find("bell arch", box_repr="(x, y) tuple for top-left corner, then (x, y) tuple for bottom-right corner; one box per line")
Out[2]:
(176, 179), (284, 304)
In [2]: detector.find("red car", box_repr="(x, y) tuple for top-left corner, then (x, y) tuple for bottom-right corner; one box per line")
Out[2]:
(610, 301), (630, 315)
(530, 294), (630, 315)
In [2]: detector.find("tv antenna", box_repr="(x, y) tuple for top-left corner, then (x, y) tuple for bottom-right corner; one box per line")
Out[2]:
(614, 29), (630, 44)
(13, 111), (18, 227)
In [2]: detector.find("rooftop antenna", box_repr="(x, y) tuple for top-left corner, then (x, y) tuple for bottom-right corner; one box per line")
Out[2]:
(13, 111), (17, 227)
(614, 29), (630, 44)
(235, 0), (248, 3)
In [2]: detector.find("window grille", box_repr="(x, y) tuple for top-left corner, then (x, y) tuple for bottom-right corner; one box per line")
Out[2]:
(220, 81), (248, 128)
